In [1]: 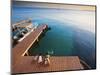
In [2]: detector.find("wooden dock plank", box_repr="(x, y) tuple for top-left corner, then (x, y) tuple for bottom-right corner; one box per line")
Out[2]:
(12, 24), (83, 74)
(12, 56), (83, 73)
(12, 25), (47, 66)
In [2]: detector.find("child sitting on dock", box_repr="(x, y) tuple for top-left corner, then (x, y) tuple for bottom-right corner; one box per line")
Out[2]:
(33, 54), (39, 61)
(38, 53), (43, 64)
(44, 52), (50, 66)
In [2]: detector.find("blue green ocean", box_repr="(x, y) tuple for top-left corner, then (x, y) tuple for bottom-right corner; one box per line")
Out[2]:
(12, 6), (96, 69)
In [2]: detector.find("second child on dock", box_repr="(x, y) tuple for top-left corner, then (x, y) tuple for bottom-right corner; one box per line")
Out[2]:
(38, 53), (43, 64)
(44, 53), (50, 66)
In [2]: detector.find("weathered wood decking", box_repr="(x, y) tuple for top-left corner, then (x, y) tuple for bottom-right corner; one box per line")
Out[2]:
(12, 24), (83, 74)
(12, 24), (47, 67)
(12, 56), (83, 74)
(12, 19), (31, 27)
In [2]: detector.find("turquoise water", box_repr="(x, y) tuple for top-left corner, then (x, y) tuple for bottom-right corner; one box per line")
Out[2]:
(12, 6), (96, 68)
(30, 19), (74, 56)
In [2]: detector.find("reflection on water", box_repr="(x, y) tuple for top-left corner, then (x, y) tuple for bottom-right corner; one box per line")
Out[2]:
(12, 6), (96, 69)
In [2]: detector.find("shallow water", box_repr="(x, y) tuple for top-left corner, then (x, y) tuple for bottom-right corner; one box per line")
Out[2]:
(12, 6), (96, 69)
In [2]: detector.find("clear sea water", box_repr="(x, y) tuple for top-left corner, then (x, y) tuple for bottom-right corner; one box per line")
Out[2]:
(12, 6), (96, 69)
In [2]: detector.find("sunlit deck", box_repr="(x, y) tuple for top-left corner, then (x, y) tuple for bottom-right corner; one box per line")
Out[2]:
(12, 23), (83, 74)
(12, 56), (83, 74)
(12, 24), (48, 66)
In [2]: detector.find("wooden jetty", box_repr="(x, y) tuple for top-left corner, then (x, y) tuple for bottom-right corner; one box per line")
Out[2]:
(12, 56), (83, 74)
(12, 19), (33, 32)
(12, 24), (48, 65)
(12, 19), (32, 28)
(12, 21), (83, 74)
